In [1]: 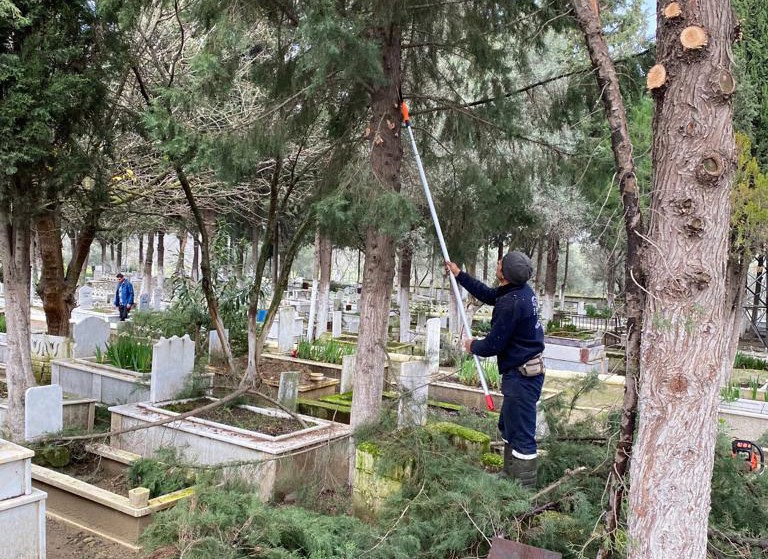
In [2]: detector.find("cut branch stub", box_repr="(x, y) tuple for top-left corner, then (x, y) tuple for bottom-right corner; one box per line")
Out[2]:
(663, 2), (682, 19)
(717, 70), (736, 96)
(680, 26), (709, 50)
(684, 217), (705, 237)
(695, 152), (725, 184)
(647, 64), (667, 90)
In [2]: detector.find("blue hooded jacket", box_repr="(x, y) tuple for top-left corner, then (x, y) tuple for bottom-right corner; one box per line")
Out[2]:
(114, 279), (135, 307)
(456, 271), (544, 372)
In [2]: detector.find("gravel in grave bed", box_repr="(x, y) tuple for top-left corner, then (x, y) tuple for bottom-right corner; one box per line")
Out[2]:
(160, 399), (305, 436)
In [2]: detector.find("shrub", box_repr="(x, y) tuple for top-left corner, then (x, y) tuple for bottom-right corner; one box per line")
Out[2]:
(456, 357), (501, 391)
(127, 449), (194, 498)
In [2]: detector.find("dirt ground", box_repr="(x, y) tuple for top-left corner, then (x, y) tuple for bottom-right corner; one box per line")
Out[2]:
(46, 518), (141, 559)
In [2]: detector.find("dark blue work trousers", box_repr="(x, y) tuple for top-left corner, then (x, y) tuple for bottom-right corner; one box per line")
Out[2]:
(498, 369), (544, 455)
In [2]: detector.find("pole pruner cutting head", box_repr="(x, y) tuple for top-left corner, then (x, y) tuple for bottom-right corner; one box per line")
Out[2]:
(732, 439), (765, 475)
(400, 101), (410, 127)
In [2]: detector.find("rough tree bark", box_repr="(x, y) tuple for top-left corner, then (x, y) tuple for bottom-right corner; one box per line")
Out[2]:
(191, 236), (199, 282)
(627, 1), (736, 556)
(315, 233), (332, 339)
(100, 240), (107, 274)
(398, 241), (413, 343)
(350, 11), (402, 430)
(116, 240), (122, 272)
(570, 2), (646, 556)
(37, 208), (98, 336)
(541, 230), (559, 322)
(138, 234), (144, 270)
(0, 195), (36, 440)
(250, 226), (259, 275)
(606, 250), (616, 309)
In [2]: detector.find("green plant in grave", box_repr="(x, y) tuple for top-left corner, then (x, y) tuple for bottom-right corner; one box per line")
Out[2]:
(98, 335), (153, 374)
(0, 314), (6, 334)
(456, 357), (501, 391)
(749, 376), (761, 400)
(295, 338), (354, 365)
(734, 352), (768, 371)
(720, 381), (741, 403)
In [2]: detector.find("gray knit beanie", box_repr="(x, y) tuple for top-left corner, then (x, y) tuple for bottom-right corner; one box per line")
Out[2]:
(501, 251), (533, 286)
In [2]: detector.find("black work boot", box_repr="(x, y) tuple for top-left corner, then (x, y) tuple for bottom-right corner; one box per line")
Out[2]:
(498, 444), (515, 479)
(509, 455), (538, 489)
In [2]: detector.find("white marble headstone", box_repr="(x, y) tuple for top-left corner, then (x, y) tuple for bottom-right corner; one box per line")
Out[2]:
(25, 384), (63, 441)
(71, 316), (110, 358)
(397, 360), (429, 428)
(77, 285), (94, 310)
(425, 318), (441, 377)
(150, 335), (196, 402)
(332, 311), (342, 338)
(208, 328), (229, 363)
(277, 306), (296, 353)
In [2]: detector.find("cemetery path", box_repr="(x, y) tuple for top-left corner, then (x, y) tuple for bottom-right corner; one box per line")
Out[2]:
(46, 518), (141, 559)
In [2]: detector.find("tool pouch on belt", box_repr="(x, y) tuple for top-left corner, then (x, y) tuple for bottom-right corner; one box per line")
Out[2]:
(519, 355), (545, 377)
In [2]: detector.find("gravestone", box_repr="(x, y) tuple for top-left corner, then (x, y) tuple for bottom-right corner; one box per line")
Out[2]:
(71, 316), (110, 358)
(208, 328), (230, 364)
(416, 313), (426, 332)
(425, 318), (441, 377)
(77, 285), (94, 310)
(139, 292), (151, 310)
(397, 360), (428, 428)
(439, 316), (448, 329)
(278, 306), (296, 352)
(345, 314), (360, 335)
(153, 286), (164, 310)
(332, 311), (343, 338)
(577, 300), (586, 315)
(25, 385), (63, 441)
(488, 537), (561, 559)
(150, 335), (196, 402)
(341, 354), (356, 394)
(93, 265), (103, 280)
(277, 371), (300, 412)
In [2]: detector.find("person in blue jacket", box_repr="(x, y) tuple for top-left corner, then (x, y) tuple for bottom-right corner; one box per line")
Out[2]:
(113, 273), (135, 321)
(446, 251), (545, 488)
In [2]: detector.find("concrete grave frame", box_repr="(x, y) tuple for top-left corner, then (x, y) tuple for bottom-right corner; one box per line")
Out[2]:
(31, 443), (193, 550)
(108, 398), (351, 502)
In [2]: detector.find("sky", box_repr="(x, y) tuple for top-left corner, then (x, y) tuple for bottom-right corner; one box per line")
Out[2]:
(643, 0), (657, 38)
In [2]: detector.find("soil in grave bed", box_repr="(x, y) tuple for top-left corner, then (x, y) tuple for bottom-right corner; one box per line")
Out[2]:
(161, 399), (305, 436)
(51, 454), (130, 497)
(0, 381), (6, 398)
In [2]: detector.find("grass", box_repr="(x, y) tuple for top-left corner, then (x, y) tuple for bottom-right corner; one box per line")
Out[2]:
(96, 335), (153, 373)
(733, 352), (768, 371)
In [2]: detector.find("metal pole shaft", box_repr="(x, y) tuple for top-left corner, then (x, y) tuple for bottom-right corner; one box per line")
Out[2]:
(405, 124), (495, 410)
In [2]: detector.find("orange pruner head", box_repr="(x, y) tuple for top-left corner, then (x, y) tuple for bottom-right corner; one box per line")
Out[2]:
(400, 101), (410, 125)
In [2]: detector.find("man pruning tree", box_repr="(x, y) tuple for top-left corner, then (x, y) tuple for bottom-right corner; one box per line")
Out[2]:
(446, 251), (545, 488)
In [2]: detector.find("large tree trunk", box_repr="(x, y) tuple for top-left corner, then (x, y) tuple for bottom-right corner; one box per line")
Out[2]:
(534, 236), (544, 293)
(570, 2), (647, 556)
(142, 231), (155, 300)
(350, 13), (401, 430)
(482, 242), (489, 281)
(541, 230), (559, 322)
(558, 241), (569, 309)
(116, 240), (123, 272)
(723, 246), (750, 383)
(250, 225), (260, 275)
(37, 208), (97, 336)
(191, 236), (199, 282)
(627, 1), (736, 556)
(244, 157), (281, 383)
(271, 222), (279, 288)
(0, 197), (35, 440)
(398, 242), (413, 343)
(175, 230), (187, 276)
(177, 167), (238, 377)
(100, 240), (107, 275)
(315, 233), (332, 339)
(138, 234), (144, 270)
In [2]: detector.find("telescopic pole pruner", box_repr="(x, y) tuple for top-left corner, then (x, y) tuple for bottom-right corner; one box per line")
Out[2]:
(401, 101), (495, 411)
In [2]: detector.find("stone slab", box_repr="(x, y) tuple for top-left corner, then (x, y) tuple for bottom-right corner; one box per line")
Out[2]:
(0, 439), (33, 501)
(488, 537), (561, 559)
